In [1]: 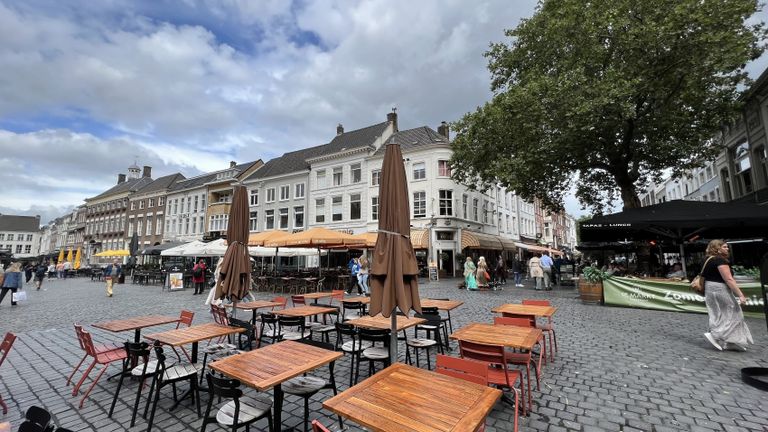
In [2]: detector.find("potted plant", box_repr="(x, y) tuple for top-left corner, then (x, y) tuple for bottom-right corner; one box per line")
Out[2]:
(732, 266), (760, 282)
(579, 266), (611, 304)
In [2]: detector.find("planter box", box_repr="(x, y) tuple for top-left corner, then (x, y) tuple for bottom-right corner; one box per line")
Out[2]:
(578, 277), (603, 304)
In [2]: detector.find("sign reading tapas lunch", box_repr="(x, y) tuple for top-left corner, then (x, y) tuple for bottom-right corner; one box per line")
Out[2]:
(603, 276), (764, 317)
(581, 223), (633, 228)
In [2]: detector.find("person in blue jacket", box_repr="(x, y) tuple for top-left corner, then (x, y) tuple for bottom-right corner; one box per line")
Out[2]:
(0, 262), (24, 306)
(104, 259), (123, 297)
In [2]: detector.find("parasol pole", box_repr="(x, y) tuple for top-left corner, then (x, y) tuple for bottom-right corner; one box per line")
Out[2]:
(318, 246), (322, 289)
(390, 309), (398, 364)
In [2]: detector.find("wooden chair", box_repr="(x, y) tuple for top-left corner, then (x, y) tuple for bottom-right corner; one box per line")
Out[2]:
(459, 340), (524, 417)
(522, 299), (558, 361)
(494, 316), (541, 412)
(66, 324), (121, 388)
(0, 332), (16, 415)
(171, 310), (194, 362)
(71, 327), (128, 408)
(435, 355), (498, 432)
(201, 372), (273, 432)
(145, 341), (201, 432)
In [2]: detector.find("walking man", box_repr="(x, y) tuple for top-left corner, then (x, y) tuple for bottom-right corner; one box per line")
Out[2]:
(34, 262), (47, 290)
(540, 251), (554, 290)
(104, 259), (122, 297)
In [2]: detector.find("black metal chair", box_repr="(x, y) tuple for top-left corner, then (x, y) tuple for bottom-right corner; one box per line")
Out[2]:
(108, 341), (158, 428)
(334, 323), (369, 387)
(201, 372), (274, 432)
(428, 298), (455, 333)
(20, 406), (52, 432)
(417, 306), (449, 350)
(145, 341), (201, 432)
(228, 317), (256, 351)
(406, 312), (444, 370)
(278, 315), (308, 341)
(355, 328), (391, 384)
(282, 339), (343, 432)
(340, 301), (365, 321)
(257, 312), (281, 348)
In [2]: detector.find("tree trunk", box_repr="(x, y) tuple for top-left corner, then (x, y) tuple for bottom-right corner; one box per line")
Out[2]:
(616, 175), (642, 209)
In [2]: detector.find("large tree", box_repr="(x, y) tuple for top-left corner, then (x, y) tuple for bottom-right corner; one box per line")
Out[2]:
(450, 0), (766, 213)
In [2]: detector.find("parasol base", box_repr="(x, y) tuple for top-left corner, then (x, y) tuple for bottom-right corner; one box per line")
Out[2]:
(742, 367), (768, 391)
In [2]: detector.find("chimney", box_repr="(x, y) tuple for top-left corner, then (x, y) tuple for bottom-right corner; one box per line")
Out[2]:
(337, 124), (344, 135)
(387, 108), (398, 132)
(117, 174), (126, 184)
(142, 166), (152, 178)
(229, 161), (237, 168)
(438, 121), (450, 140)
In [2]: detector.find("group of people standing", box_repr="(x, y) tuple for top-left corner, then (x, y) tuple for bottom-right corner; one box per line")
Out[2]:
(463, 255), (509, 290)
(528, 251), (555, 290)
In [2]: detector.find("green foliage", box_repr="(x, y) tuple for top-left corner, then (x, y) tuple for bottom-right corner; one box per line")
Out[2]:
(582, 266), (612, 283)
(450, 0), (766, 213)
(454, 252), (466, 264)
(732, 265), (760, 279)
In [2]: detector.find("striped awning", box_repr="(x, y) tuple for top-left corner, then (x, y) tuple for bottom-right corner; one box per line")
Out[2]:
(410, 229), (429, 249)
(461, 231), (503, 250)
(343, 229), (429, 249)
(514, 241), (563, 256)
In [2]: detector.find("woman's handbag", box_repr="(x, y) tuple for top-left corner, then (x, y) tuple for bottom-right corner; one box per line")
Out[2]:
(12, 290), (27, 303)
(484, 270), (491, 280)
(690, 256), (714, 295)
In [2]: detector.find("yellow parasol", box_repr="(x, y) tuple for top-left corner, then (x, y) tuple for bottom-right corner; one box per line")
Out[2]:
(93, 249), (130, 257)
(57, 249), (65, 263)
(74, 248), (82, 269)
(66, 248), (74, 263)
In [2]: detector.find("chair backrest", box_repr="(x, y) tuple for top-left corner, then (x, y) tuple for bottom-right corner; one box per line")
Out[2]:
(210, 304), (229, 325)
(205, 371), (243, 399)
(123, 341), (152, 374)
(522, 299), (550, 306)
(73, 324), (86, 351)
(311, 419), (332, 432)
(334, 322), (357, 349)
(494, 316), (535, 328)
(271, 296), (287, 309)
(500, 312), (536, 326)
(78, 328), (98, 357)
(177, 310), (194, 328)
(330, 290), (345, 303)
(342, 301), (364, 314)
(0, 332), (16, 366)
(228, 317), (255, 350)
(415, 312), (443, 328)
(358, 328), (390, 346)
(24, 405), (52, 431)
(291, 295), (306, 306)
(260, 312), (278, 325)
(459, 340), (512, 388)
(152, 341), (170, 374)
(435, 354), (488, 386)
(420, 306), (439, 315)
(297, 337), (336, 353)
(278, 315), (304, 330)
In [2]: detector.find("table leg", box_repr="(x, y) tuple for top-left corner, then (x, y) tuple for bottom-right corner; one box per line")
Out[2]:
(274, 383), (284, 430)
(134, 329), (141, 343)
(191, 342), (199, 364)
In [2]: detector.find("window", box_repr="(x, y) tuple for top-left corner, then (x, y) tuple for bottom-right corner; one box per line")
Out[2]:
(184, 218), (189, 234)
(209, 214), (229, 232)
(130, 201), (136, 211)
(483, 200), (489, 223)
(26, 234), (33, 241)
(351, 163), (361, 183)
(7, 234), (14, 241)
(733, 141), (753, 195)
(24, 245), (31, 254)
(0, 234), (4, 241)
(201, 194), (206, 209)
(413, 192), (426, 218)
(249, 211), (259, 232)
(332, 196), (343, 221)
(294, 206), (304, 228)
(756, 146), (768, 186)
(279, 208), (289, 229)
(15, 245), (22, 254)
(158, 196), (165, 207)
(333, 167), (343, 186)
(371, 196), (379, 221)
(462, 194), (468, 219)
(317, 170), (327, 188)
(266, 188), (276, 203)
(139, 200), (145, 210)
(295, 183), (305, 199)
(439, 190), (453, 216)
(473, 198), (479, 221)
(265, 210), (275, 230)
(371, 170), (381, 186)
(315, 199), (325, 223)
(280, 185), (290, 201)
(156, 216), (163, 235)
(438, 160), (451, 177)
(350, 194), (361, 220)
(194, 196), (199, 212)
(165, 219), (171, 234)
(199, 217), (204, 233)
(173, 199), (178, 214)
(191, 216), (196, 234)
(217, 194), (230, 204)
(146, 216), (153, 235)
(137, 219), (143, 236)
(148, 198), (155, 208)
(412, 162), (426, 180)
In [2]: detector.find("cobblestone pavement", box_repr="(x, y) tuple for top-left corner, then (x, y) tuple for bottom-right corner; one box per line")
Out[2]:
(0, 275), (766, 431)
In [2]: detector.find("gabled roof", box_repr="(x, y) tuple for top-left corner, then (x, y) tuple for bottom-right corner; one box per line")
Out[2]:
(252, 121), (391, 180)
(135, 173), (186, 195)
(88, 176), (153, 201)
(169, 161), (258, 192)
(372, 126), (447, 156)
(0, 215), (40, 232)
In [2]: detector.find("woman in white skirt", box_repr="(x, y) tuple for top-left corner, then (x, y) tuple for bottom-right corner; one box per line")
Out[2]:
(701, 239), (753, 351)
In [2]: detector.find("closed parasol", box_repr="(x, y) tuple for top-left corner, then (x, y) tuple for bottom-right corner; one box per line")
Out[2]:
(128, 232), (139, 270)
(215, 185), (252, 307)
(369, 142), (421, 363)
(74, 248), (82, 270)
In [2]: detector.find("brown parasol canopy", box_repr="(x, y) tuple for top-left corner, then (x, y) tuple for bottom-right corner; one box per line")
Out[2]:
(369, 142), (421, 313)
(215, 185), (252, 303)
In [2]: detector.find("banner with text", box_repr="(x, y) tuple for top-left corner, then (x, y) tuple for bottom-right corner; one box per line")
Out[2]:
(603, 277), (765, 318)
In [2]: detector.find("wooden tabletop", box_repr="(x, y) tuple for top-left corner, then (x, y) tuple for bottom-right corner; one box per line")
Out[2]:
(491, 303), (557, 317)
(93, 315), (180, 333)
(420, 299), (464, 311)
(272, 305), (338, 317)
(209, 340), (342, 391)
(323, 363), (501, 432)
(342, 296), (371, 304)
(345, 314), (426, 331)
(144, 323), (244, 347)
(301, 292), (335, 300)
(450, 323), (541, 351)
(230, 300), (284, 310)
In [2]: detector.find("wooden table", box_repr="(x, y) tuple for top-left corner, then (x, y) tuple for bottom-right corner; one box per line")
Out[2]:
(209, 340), (342, 429)
(93, 315), (180, 343)
(324, 363), (501, 432)
(345, 314), (426, 332)
(491, 304), (557, 318)
(342, 296), (371, 304)
(420, 299), (463, 311)
(272, 305), (338, 317)
(301, 291), (335, 304)
(450, 323), (541, 351)
(144, 323), (244, 363)
(230, 300), (284, 324)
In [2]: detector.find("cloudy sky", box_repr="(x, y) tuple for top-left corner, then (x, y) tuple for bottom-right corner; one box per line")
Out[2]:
(1, 0), (767, 225)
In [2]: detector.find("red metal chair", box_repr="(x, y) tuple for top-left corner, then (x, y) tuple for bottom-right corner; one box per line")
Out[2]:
(459, 340), (523, 418)
(0, 332), (17, 415)
(436, 354), (498, 432)
(71, 326), (128, 408)
(66, 324), (122, 386)
(270, 296), (287, 310)
(494, 316), (543, 412)
(501, 311), (547, 365)
(291, 295), (306, 307)
(171, 310), (194, 362)
(311, 419), (332, 432)
(522, 299), (558, 361)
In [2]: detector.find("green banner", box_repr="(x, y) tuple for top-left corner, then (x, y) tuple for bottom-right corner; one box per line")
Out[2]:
(603, 276), (766, 318)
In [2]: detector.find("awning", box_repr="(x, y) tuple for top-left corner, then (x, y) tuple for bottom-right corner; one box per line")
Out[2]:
(499, 238), (517, 251)
(141, 242), (185, 255)
(461, 231), (503, 250)
(410, 229), (429, 249)
(514, 242), (563, 256)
